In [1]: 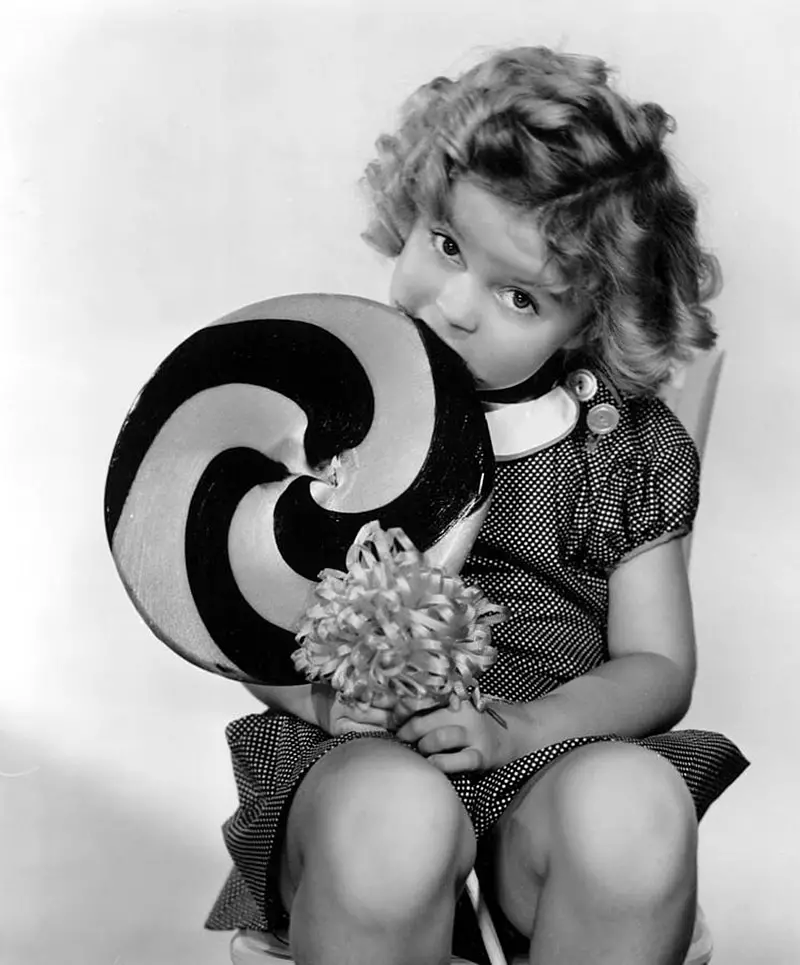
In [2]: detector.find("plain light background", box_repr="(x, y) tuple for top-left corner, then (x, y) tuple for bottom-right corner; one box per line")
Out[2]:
(1, 1), (798, 963)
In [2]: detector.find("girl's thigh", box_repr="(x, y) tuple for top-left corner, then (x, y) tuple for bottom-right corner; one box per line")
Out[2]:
(488, 741), (697, 938)
(279, 737), (477, 912)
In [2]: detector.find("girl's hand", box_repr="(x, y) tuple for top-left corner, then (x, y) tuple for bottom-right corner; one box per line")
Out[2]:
(311, 684), (394, 737)
(394, 698), (513, 773)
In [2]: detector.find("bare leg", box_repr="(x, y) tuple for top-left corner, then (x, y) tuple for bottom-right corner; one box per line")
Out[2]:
(280, 738), (476, 965)
(492, 742), (698, 965)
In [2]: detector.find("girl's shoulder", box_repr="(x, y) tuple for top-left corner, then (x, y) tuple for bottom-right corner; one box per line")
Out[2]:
(563, 364), (698, 467)
(624, 393), (698, 463)
(559, 367), (701, 570)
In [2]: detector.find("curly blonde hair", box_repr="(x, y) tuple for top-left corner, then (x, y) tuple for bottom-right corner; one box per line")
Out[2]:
(362, 47), (720, 396)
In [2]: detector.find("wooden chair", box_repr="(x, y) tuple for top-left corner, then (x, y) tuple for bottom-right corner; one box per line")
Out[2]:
(229, 349), (725, 965)
(660, 349), (725, 460)
(660, 349), (726, 561)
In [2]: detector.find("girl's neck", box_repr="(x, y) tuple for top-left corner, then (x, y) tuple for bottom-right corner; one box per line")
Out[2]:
(477, 353), (565, 406)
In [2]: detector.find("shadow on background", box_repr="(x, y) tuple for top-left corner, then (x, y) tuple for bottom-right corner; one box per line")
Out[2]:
(0, 726), (234, 965)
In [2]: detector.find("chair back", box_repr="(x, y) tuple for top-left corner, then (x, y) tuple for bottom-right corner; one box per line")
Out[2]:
(659, 348), (725, 561)
(660, 348), (725, 461)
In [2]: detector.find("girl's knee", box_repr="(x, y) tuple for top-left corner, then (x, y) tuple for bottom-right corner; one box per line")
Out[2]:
(287, 739), (475, 912)
(550, 743), (697, 901)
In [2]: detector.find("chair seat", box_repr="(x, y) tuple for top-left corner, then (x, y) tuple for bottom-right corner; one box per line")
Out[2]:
(229, 905), (713, 965)
(230, 928), (292, 963)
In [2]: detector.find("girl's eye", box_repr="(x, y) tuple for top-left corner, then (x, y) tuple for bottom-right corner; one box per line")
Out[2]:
(431, 231), (462, 261)
(500, 288), (540, 315)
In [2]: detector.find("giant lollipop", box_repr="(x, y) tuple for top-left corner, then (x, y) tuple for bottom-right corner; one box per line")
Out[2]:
(105, 294), (496, 687)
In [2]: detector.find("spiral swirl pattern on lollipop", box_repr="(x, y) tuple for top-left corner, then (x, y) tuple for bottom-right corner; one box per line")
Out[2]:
(105, 294), (493, 684)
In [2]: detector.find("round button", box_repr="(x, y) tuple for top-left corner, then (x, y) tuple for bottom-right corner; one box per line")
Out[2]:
(587, 403), (619, 436)
(566, 368), (598, 402)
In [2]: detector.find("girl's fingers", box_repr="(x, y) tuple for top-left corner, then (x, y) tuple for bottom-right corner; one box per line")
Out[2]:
(369, 693), (398, 712)
(391, 695), (445, 728)
(330, 693), (394, 732)
(336, 718), (390, 735)
(416, 725), (468, 755)
(427, 748), (484, 774)
(397, 695), (442, 714)
(347, 707), (394, 727)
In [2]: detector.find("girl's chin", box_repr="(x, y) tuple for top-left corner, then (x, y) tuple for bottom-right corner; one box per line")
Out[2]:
(474, 374), (523, 392)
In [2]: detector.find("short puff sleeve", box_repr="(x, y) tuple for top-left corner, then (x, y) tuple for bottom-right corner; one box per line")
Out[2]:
(584, 409), (701, 573)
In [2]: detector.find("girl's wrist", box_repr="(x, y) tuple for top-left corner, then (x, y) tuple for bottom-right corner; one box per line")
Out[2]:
(500, 696), (567, 758)
(310, 683), (334, 732)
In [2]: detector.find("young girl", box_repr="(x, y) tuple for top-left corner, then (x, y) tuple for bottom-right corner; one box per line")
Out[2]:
(206, 46), (748, 965)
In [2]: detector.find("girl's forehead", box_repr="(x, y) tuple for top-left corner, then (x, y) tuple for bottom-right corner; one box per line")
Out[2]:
(444, 180), (568, 292)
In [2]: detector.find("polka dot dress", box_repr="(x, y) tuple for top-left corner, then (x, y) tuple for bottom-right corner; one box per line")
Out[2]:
(205, 372), (749, 945)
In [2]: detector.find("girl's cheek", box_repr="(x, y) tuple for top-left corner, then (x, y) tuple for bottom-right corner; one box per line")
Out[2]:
(388, 264), (405, 306)
(391, 260), (422, 308)
(412, 254), (439, 298)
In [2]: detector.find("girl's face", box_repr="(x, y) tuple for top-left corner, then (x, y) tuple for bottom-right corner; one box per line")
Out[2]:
(390, 180), (586, 391)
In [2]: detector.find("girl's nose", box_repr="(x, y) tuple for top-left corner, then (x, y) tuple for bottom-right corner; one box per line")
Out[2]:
(435, 274), (479, 333)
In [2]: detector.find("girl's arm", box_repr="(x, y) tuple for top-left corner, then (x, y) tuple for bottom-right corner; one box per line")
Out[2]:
(499, 535), (697, 757)
(396, 536), (697, 771)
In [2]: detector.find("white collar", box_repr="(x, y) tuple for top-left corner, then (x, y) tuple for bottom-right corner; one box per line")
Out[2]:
(484, 386), (579, 461)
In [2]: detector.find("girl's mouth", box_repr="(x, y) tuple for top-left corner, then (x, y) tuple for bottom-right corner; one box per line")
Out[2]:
(392, 303), (486, 389)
